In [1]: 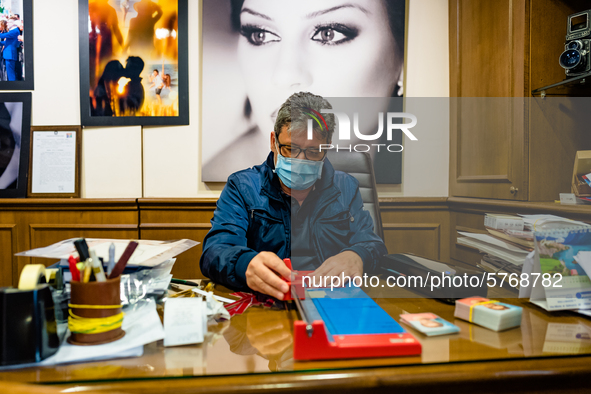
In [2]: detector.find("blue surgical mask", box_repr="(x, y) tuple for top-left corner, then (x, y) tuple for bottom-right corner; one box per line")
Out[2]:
(275, 152), (324, 190)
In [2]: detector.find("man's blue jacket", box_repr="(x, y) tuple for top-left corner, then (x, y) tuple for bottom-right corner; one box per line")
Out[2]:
(199, 152), (387, 292)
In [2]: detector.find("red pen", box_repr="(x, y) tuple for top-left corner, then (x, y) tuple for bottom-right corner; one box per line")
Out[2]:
(69, 255), (80, 282)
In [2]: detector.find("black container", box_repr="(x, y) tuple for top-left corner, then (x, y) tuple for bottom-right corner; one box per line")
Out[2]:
(0, 284), (60, 365)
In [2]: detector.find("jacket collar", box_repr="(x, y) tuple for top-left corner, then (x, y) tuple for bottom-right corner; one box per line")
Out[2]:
(260, 151), (337, 201)
(260, 152), (283, 202)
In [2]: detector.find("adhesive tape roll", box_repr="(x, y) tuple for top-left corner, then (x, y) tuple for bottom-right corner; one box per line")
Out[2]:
(18, 264), (47, 290)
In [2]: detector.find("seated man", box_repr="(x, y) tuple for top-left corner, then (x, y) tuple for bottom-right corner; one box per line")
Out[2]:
(200, 92), (386, 299)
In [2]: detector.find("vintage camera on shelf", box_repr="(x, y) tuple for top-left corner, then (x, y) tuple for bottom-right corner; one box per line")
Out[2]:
(559, 10), (591, 77)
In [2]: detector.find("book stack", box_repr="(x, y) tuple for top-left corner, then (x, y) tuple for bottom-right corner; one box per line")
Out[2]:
(457, 214), (590, 292)
(454, 296), (522, 332)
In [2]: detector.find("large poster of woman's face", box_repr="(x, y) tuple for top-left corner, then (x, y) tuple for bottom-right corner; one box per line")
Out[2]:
(79, 0), (189, 126)
(0, 92), (31, 198)
(0, 0), (33, 90)
(202, 0), (406, 183)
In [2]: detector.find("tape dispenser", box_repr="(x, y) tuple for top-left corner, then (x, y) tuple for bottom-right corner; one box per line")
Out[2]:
(0, 264), (60, 366)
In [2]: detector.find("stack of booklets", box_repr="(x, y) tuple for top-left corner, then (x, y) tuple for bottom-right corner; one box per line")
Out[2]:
(454, 296), (522, 331)
(457, 214), (589, 292)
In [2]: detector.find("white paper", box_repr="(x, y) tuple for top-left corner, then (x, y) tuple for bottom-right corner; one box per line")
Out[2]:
(576, 309), (591, 317)
(31, 131), (77, 193)
(519, 251), (535, 298)
(193, 288), (236, 304)
(575, 251), (591, 278)
(15, 238), (199, 268)
(457, 237), (526, 266)
(458, 232), (530, 254)
(519, 214), (589, 230)
(164, 298), (206, 347)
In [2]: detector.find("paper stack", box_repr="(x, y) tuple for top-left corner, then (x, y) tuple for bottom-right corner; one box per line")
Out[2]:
(458, 214), (590, 293)
(457, 231), (530, 266)
(454, 296), (522, 331)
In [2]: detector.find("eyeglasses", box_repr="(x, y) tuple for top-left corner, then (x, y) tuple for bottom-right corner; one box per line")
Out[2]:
(276, 142), (326, 161)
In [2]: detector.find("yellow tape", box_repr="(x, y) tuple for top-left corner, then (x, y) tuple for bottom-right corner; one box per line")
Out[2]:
(469, 300), (499, 322)
(68, 310), (124, 334)
(18, 264), (46, 290)
(45, 268), (58, 283)
(68, 304), (121, 309)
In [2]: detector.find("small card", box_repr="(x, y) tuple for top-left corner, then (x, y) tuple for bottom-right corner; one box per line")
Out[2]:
(164, 298), (207, 347)
(399, 313), (460, 336)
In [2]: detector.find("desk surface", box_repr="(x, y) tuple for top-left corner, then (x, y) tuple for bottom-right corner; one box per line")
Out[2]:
(1, 285), (591, 394)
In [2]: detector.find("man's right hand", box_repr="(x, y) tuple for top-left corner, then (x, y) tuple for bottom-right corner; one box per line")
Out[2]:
(245, 252), (291, 300)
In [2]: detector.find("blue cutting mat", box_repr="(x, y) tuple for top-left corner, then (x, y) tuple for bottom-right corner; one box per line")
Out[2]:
(308, 288), (406, 336)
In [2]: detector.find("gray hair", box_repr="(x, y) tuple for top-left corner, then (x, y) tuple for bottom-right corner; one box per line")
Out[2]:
(274, 92), (335, 142)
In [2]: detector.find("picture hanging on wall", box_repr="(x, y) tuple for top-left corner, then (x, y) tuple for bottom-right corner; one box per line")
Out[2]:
(0, 0), (34, 91)
(0, 92), (32, 198)
(200, 0), (407, 183)
(78, 0), (189, 126)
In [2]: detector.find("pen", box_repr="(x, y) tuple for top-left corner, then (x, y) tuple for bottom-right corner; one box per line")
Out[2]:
(108, 241), (138, 279)
(107, 243), (116, 275)
(171, 278), (201, 287)
(68, 255), (80, 282)
(83, 264), (92, 283)
(89, 249), (107, 282)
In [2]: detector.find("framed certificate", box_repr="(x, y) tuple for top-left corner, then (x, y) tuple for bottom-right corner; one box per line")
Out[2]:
(28, 126), (82, 198)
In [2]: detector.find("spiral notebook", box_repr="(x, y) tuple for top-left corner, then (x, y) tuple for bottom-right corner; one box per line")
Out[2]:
(530, 226), (591, 311)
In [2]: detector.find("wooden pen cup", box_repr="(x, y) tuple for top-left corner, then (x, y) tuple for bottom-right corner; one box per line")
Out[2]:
(67, 276), (125, 346)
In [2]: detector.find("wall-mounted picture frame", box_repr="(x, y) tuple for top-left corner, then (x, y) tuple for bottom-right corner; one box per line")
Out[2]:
(78, 0), (189, 126)
(28, 126), (82, 198)
(200, 0), (407, 183)
(0, 0), (34, 91)
(0, 92), (32, 198)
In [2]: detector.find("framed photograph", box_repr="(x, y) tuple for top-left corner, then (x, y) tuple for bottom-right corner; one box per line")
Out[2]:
(78, 0), (189, 126)
(0, 0), (34, 90)
(0, 92), (31, 198)
(201, 0), (406, 183)
(28, 126), (82, 198)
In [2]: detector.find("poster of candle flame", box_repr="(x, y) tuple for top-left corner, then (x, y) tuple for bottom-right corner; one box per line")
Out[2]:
(87, 0), (180, 118)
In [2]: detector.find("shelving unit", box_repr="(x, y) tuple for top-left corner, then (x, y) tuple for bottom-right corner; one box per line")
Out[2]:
(532, 71), (591, 97)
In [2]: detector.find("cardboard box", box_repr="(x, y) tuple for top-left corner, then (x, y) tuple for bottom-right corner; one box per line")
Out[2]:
(572, 150), (591, 197)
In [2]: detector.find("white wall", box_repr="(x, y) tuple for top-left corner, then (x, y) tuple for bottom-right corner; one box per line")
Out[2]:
(393, 0), (450, 198)
(12, 0), (449, 199)
(31, 0), (142, 198)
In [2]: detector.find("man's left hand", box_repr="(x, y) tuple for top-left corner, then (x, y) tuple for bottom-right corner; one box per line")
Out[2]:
(311, 251), (363, 287)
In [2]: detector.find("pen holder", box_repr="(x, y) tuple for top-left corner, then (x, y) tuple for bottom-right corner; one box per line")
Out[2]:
(67, 276), (125, 346)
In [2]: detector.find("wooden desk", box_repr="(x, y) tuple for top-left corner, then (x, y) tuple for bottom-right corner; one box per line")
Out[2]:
(1, 284), (590, 393)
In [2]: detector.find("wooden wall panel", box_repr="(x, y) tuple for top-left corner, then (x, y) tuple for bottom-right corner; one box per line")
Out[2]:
(138, 199), (217, 280)
(2, 197), (588, 287)
(383, 224), (441, 261)
(0, 225), (17, 287)
(0, 199), (138, 286)
(380, 198), (450, 263)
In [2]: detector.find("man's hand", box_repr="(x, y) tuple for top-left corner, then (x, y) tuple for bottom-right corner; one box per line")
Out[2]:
(311, 251), (363, 287)
(245, 252), (291, 300)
